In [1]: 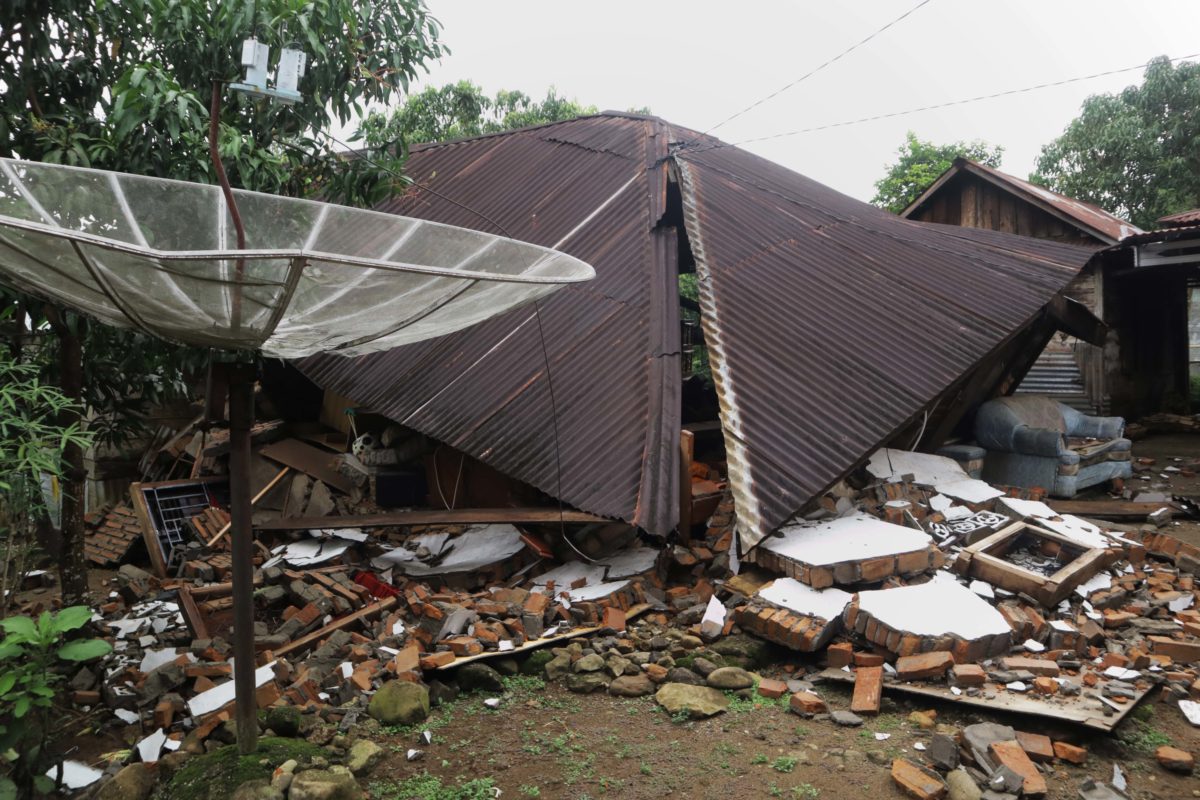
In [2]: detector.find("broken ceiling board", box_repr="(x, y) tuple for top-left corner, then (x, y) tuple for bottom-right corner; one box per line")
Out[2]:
(998, 497), (1136, 549)
(373, 524), (525, 577)
(952, 521), (1119, 607)
(602, 546), (660, 579)
(748, 513), (940, 588)
(531, 561), (608, 591)
(258, 438), (353, 494)
(817, 667), (1150, 733)
(847, 574), (1012, 661)
(868, 449), (1003, 506)
(737, 578), (853, 652)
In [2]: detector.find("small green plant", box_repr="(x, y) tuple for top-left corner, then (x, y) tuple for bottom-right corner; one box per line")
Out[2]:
(519, 785), (541, 798)
(772, 756), (798, 773)
(769, 784), (784, 798)
(0, 606), (112, 796)
(370, 773), (497, 800)
(751, 753), (769, 765)
(792, 784), (820, 798)
(1118, 718), (1172, 755)
(639, 762), (652, 775)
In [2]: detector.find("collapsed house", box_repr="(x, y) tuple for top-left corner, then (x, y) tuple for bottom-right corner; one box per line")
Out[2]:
(296, 112), (1099, 552)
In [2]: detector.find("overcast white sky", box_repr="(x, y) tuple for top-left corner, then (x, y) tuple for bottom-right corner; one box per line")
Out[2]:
(381, 0), (1200, 203)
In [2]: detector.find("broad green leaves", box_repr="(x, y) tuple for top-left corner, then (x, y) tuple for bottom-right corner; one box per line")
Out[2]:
(56, 639), (113, 662)
(1033, 56), (1200, 229)
(872, 131), (1004, 213)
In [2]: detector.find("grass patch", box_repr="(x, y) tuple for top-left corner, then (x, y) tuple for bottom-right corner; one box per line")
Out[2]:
(156, 738), (326, 800)
(792, 784), (820, 798)
(370, 774), (497, 800)
(1118, 718), (1172, 755)
(772, 756), (798, 773)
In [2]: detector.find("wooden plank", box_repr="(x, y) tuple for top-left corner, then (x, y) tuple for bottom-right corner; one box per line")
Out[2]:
(679, 430), (695, 541)
(177, 585), (209, 640)
(130, 482), (168, 578)
(1048, 499), (1181, 519)
(430, 603), (652, 670)
(259, 438), (353, 494)
(273, 597), (397, 659)
(256, 507), (609, 531)
(818, 667), (1148, 733)
(206, 467), (291, 546)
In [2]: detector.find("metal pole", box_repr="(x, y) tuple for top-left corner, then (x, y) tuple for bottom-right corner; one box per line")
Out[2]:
(227, 363), (258, 753)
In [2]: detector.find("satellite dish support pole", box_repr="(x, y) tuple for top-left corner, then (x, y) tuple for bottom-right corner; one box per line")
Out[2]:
(209, 81), (247, 334)
(226, 361), (258, 754)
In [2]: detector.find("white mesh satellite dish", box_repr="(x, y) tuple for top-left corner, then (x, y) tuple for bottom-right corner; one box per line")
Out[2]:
(0, 157), (594, 755)
(0, 158), (593, 357)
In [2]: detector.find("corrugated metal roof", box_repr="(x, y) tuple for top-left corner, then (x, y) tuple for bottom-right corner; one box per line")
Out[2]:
(674, 144), (1096, 547)
(1159, 208), (1200, 227)
(299, 114), (1095, 546)
(299, 115), (682, 535)
(901, 157), (1141, 245)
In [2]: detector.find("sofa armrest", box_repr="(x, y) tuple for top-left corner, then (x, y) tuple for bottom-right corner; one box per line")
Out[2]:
(1069, 414), (1125, 440)
(1010, 427), (1068, 458)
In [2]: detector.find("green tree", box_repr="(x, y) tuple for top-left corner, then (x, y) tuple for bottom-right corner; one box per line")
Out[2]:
(0, 0), (445, 602)
(1032, 56), (1200, 230)
(872, 131), (1004, 213)
(358, 80), (599, 149)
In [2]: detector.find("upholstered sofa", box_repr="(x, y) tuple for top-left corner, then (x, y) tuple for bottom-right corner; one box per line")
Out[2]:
(974, 395), (1132, 498)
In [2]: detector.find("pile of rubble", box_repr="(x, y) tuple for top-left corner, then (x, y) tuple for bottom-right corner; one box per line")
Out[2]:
(30, 430), (1200, 798)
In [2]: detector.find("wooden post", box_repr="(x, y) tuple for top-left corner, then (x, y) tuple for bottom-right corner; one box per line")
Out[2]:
(226, 363), (258, 754)
(679, 430), (694, 542)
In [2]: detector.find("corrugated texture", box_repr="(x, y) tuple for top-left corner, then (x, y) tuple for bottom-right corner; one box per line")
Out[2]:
(1159, 208), (1200, 227)
(674, 142), (1096, 548)
(906, 158), (1140, 244)
(299, 113), (1095, 547)
(299, 115), (682, 535)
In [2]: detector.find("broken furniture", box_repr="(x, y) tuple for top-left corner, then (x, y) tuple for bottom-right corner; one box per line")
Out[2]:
(974, 395), (1132, 497)
(952, 521), (1118, 607)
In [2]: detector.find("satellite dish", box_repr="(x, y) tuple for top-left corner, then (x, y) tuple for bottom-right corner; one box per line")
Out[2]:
(0, 158), (594, 358)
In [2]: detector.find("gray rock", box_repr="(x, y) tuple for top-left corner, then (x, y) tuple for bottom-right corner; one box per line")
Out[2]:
(962, 722), (1015, 760)
(705, 666), (754, 690)
(565, 672), (609, 693)
(492, 657), (520, 676)
(945, 769), (981, 800)
(544, 654), (572, 681)
(665, 667), (703, 685)
(928, 733), (960, 771)
(654, 682), (729, 718)
(608, 674), (654, 697)
(456, 663), (505, 692)
(97, 764), (155, 800)
(692, 657), (719, 677)
(231, 780), (284, 800)
(367, 681), (429, 725)
(830, 710), (863, 727)
(709, 634), (770, 667)
(787, 679), (814, 694)
(288, 769), (361, 800)
(346, 739), (384, 775)
(605, 654), (632, 678)
(427, 679), (459, 707)
(988, 765), (1023, 794)
(1077, 779), (1128, 800)
(573, 653), (605, 673)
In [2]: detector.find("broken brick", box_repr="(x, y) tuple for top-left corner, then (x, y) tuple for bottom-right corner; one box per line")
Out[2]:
(896, 651), (954, 681)
(990, 739), (1047, 797)
(850, 666), (882, 715)
(951, 663), (986, 686)
(756, 678), (788, 699)
(1015, 731), (1054, 763)
(788, 691), (827, 715)
(891, 758), (946, 800)
(1052, 741), (1087, 765)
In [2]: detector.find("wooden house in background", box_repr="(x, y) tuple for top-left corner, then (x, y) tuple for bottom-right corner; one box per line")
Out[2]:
(901, 157), (1141, 414)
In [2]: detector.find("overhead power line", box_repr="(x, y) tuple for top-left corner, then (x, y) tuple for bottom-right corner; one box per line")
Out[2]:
(687, 51), (1200, 155)
(703, 0), (934, 135)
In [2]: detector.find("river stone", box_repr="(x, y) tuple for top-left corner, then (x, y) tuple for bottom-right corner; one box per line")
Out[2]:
(261, 706), (301, 738)
(706, 666), (754, 690)
(287, 769), (360, 800)
(367, 681), (429, 725)
(97, 764), (156, 800)
(346, 739), (384, 775)
(655, 682), (729, 718)
(665, 667), (703, 685)
(573, 653), (605, 673)
(231, 779), (283, 800)
(544, 654), (572, 681)
(566, 672), (609, 693)
(608, 674), (654, 697)
(709, 634), (771, 667)
(455, 663), (505, 692)
(830, 710), (863, 727)
(946, 768), (982, 800)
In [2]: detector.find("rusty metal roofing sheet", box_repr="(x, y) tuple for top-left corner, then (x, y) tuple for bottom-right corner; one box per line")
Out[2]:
(903, 157), (1141, 244)
(299, 113), (1095, 547)
(299, 115), (682, 535)
(1159, 208), (1200, 227)
(674, 142), (1096, 548)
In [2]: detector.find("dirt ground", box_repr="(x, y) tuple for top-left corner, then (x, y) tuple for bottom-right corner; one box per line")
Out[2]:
(1117, 432), (1200, 549)
(363, 674), (1199, 800)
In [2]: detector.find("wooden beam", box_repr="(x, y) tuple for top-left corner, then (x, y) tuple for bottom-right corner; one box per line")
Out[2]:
(206, 467), (290, 546)
(177, 585), (210, 640)
(679, 430), (695, 541)
(256, 507), (609, 531)
(273, 597), (398, 659)
(1048, 499), (1181, 519)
